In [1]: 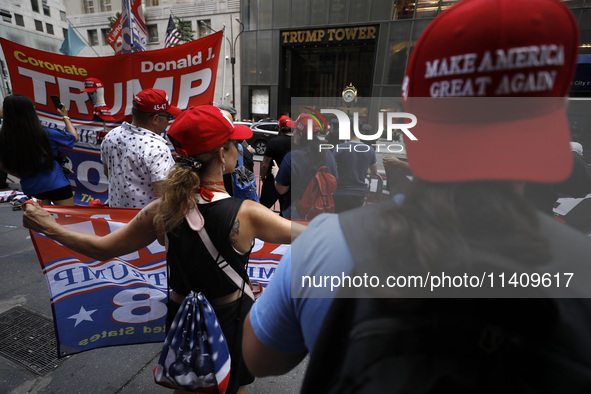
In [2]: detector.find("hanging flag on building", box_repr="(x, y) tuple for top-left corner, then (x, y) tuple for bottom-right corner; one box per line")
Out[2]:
(130, 0), (147, 51)
(107, 14), (123, 55)
(165, 14), (182, 48)
(120, 0), (146, 53)
(60, 25), (86, 56)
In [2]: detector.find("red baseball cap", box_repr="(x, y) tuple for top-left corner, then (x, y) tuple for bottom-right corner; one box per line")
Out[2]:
(93, 106), (116, 122)
(167, 105), (253, 157)
(402, 0), (579, 183)
(132, 88), (182, 118)
(294, 113), (323, 135)
(278, 115), (293, 128)
(82, 77), (104, 93)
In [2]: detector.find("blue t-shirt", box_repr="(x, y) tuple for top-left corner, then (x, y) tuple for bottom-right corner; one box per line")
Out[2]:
(249, 214), (353, 353)
(275, 150), (338, 219)
(333, 142), (377, 196)
(14, 127), (75, 195)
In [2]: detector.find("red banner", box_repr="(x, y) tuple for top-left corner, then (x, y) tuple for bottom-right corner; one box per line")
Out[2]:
(0, 31), (223, 124)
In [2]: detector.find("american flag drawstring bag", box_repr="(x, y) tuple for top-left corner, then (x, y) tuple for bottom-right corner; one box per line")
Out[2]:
(154, 292), (231, 393)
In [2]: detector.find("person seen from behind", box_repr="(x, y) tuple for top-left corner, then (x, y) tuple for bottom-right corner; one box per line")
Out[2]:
(332, 122), (378, 212)
(259, 115), (293, 213)
(0, 95), (78, 205)
(242, 1), (591, 393)
(100, 88), (180, 208)
(274, 113), (338, 219)
(23, 105), (306, 394)
(218, 105), (255, 196)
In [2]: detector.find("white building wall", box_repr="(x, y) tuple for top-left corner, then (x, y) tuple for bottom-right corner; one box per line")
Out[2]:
(0, 0), (69, 54)
(0, 0), (70, 98)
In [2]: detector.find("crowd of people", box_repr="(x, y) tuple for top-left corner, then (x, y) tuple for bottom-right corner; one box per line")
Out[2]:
(243, 1), (591, 393)
(7, 0), (591, 392)
(22, 105), (306, 394)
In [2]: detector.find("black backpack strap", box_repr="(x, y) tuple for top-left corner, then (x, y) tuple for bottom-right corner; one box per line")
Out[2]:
(302, 295), (561, 394)
(333, 203), (394, 296)
(300, 295), (356, 393)
(338, 204), (382, 260)
(301, 206), (398, 392)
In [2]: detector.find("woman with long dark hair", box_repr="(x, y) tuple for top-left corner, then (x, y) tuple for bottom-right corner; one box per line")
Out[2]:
(0, 95), (78, 205)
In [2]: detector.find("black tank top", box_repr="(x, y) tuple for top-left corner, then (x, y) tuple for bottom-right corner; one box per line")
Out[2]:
(167, 197), (250, 299)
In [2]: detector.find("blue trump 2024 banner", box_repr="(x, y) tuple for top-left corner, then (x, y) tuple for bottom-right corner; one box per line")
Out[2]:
(29, 205), (287, 357)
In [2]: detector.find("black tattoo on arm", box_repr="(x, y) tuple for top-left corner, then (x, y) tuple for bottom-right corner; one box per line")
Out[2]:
(230, 219), (240, 245)
(136, 207), (149, 222)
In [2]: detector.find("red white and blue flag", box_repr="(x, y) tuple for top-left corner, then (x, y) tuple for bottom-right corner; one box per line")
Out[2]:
(120, 0), (147, 53)
(165, 14), (182, 48)
(29, 205), (287, 357)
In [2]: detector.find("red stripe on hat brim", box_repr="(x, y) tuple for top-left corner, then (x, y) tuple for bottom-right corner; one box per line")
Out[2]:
(97, 114), (116, 121)
(167, 105), (182, 118)
(405, 105), (573, 184)
(232, 124), (253, 140)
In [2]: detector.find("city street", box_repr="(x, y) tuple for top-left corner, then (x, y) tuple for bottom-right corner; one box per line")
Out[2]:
(0, 176), (306, 394)
(1, 0), (589, 391)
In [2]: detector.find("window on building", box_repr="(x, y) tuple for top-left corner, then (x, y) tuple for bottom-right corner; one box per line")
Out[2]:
(83, 0), (95, 14)
(101, 28), (110, 45)
(579, 8), (591, 53)
(198, 19), (212, 37)
(415, 0), (439, 18)
(35, 19), (43, 32)
(46, 23), (54, 35)
(60, 10), (66, 22)
(147, 24), (159, 43)
(100, 0), (112, 12)
(413, 0), (456, 18)
(1, 10), (11, 23)
(15, 14), (24, 26)
(393, 0), (415, 20)
(31, 0), (40, 13)
(386, 21), (412, 84)
(42, 0), (50, 16)
(88, 29), (99, 46)
(439, 0), (455, 12)
(561, 0), (587, 7)
(63, 28), (68, 38)
(146, 0), (160, 6)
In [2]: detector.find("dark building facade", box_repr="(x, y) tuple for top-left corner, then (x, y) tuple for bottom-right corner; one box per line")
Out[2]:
(240, 0), (591, 122)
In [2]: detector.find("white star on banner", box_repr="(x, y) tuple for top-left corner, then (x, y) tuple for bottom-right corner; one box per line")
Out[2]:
(68, 306), (98, 327)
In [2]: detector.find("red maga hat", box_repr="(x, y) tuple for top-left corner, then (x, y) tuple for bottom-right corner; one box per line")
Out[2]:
(402, 0), (579, 184)
(132, 88), (182, 118)
(82, 77), (104, 93)
(167, 105), (253, 157)
(93, 106), (116, 122)
(278, 115), (293, 128)
(294, 113), (323, 135)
